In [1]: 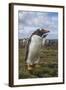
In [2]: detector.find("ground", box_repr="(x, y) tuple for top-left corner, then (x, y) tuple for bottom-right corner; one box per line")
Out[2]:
(19, 46), (58, 79)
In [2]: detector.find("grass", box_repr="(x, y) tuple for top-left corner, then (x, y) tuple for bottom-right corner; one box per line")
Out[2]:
(19, 46), (58, 79)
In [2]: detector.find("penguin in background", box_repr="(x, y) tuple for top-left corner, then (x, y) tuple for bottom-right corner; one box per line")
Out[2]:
(25, 29), (50, 71)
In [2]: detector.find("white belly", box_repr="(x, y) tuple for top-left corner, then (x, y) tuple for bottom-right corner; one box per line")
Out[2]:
(27, 35), (42, 62)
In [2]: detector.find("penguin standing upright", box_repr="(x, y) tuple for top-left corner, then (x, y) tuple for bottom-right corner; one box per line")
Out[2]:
(25, 29), (50, 71)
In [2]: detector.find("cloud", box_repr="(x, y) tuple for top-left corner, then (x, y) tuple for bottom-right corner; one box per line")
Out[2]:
(18, 11), (58, 39)
(18, 26), (37, 39)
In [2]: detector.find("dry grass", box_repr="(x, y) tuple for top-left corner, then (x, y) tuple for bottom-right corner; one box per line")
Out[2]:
(19, 46), (58, 79)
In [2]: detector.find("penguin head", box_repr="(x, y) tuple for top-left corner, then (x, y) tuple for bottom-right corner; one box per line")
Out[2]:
(40, 29), (50, 34)
(40, 29), (50, 38)
(32, 29), (50, 37)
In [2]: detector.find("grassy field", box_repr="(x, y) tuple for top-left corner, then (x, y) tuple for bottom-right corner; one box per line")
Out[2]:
(19, 46), (58, 79)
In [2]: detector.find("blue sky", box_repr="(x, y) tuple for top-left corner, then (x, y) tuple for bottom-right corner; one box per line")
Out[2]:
(18, 11), (58, 39)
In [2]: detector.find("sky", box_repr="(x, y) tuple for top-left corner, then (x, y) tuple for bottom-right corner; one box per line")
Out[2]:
(18, 11), (58, 39)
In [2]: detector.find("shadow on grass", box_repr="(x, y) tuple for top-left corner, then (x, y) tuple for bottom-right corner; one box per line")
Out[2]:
(19, 63), (58, 79)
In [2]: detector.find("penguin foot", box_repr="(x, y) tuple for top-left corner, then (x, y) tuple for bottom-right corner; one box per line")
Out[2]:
(27, 64), (33, 71)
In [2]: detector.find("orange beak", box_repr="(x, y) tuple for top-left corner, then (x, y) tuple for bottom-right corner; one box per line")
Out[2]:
(44, 30), (50, 33)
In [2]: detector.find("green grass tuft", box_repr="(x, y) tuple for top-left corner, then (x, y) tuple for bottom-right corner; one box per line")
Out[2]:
(19, 46), (58, 79)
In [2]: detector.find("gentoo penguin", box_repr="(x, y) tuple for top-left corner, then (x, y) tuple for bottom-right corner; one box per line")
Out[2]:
(25, 29), (50, 71)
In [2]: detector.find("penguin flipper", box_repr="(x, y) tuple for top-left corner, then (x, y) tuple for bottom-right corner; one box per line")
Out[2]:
(25, 37), (31, 62)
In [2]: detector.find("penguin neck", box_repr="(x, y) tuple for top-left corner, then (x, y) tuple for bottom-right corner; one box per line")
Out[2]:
(32, 34), (42, 39)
